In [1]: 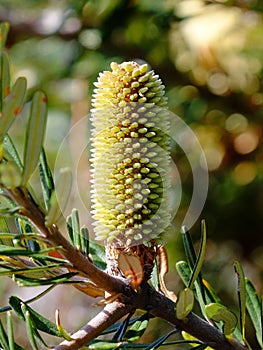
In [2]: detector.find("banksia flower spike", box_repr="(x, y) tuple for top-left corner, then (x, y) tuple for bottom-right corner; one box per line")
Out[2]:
(91, 61), (171, 279)
(91, 61), (171, 247)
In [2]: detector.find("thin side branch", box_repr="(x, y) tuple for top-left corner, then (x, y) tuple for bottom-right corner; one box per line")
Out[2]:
(138, 284), (249, 350)
(53, 302), (133, 350)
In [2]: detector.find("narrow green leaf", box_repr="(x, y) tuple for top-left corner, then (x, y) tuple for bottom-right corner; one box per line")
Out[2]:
(176, 260), (191, 287)
(150, 259), (159, 291)
(55, 309), (72, 341)
(181, 226), (196, 269)
(80, 226), (89, 255)
(13, 271), (77, 286)
(175, 288), (194, 320)
(21, 305), (39, 350)
(0, 218), (13, 246)
(0, 52), (10, 111)
(39, 149), (54, 211)
(188, 220), (206, 289)
(234, 261), (248, 345)
(0, 22), (10, 48)
(124, 313), (149, 342)
(181, 226), (206, 307)
(71, 209), (81, 249)
(205, 303), (237, 336)
(0, 317), (9, 350)
(89, 239), (106, 270)
(45, 167), (72, 226)
(0, 263), (66, 277)
(21, 91), (48, 185)
(0, 77), (27, 140)
(3, 134), (23, 172)
(112, 311), (134, 341)
(6, 311), (15, 350)
(9, 297), (62, 337)
(87, 340), (124, 349)
(245, 278), (263, 347)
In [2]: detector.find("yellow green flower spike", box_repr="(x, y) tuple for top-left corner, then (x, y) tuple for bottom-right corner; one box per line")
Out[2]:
(91, 61), (171, 247)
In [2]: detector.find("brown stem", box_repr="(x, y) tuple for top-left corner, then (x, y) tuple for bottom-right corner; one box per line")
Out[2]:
(8, 187), (133, 296)
(52, 302), (133, 350)
(136, 284), (249, 350)
(8, 187), (249, 350)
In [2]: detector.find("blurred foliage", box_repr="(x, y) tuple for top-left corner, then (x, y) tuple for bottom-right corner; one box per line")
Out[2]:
(0, 0), (262, 345)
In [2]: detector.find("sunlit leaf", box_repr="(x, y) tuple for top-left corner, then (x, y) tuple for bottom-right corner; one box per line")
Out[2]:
(21, 304), (39, 350)
(45, 167), (72, 226)
(89, 239), (106, 270)
(234, 261), (247, 344)
(0, 263), (66, 277)
(0, 77), (27, 141)
(39, 149), (54, 211)
(188, 220), (206, 289)
(245, 278), (263, 347)
(175, 288), (194, 320)
(0, 217), (13, 246)
(7, 311), (15, 350)
(0, 317), (9, 350)
(181, 226), (206, 306)
(205, 303), (237, 335)
(87, 340), (124, 349)
(21, 91), (48, 185)
(182, 331), (212, 349)
(176, 260), (191, 287)
(67, 209), (81, 249)
(124, 313), (149, 342)
(13, 271), (77, 286)
(9, 296), (62, 337)
(3, 134), (23, 172)
(0, 52), (10, 112)
(0, 22), (10, 49)
(112, 311), (134, 341)
(55, 309), (72, 340)
(80, 226), (89, 255)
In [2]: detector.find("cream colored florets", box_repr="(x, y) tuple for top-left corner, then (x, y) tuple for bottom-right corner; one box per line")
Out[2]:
(90, 61), (170, 247)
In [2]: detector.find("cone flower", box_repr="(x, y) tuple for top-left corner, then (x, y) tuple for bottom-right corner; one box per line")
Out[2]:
(91, 61), (170, 248)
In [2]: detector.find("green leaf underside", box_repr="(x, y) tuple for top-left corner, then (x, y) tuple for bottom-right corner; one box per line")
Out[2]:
(188, 220), (207, 290)
(234, 262), (247, 344)
(245, 278), (263, 347)
(0, 22), (10, 49)
(123, 313), (149, 342)
(0, 77), (27, 140)
(22, 91), (48, 185)
(205, 303), (237, 336)
(176, 288), (194, 320)
(39, 149), (54, 211)
(0, 51), (10, 112)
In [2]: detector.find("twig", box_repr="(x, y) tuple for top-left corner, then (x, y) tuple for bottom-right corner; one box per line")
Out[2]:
(53, 302), (133, 350)
(8, 187), (133, 296)
(8, 187), (250, 350)
(137, 283), (249, 350)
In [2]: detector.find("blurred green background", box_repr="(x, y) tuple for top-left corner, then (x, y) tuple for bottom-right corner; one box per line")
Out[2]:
(0, 0), (262, 348)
